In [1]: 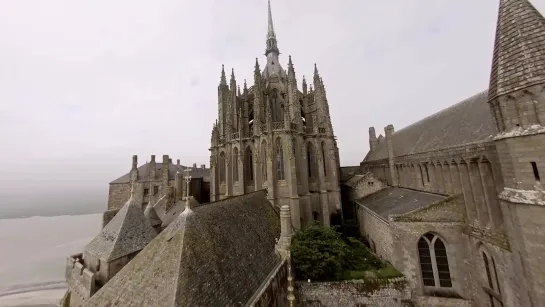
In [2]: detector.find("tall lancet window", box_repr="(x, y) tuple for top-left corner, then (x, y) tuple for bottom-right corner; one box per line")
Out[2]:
(245, 146), (254, 183)
(418, 233), (452, 288)
(233, 147), (239, 182)
(275, 137), (285, 180)
(261, 140), (268, 182)
(271, 89), (283, 122)
(321, 141), (327, 177)
(219, 152), (226, 183)
(307, 142), (317, 179)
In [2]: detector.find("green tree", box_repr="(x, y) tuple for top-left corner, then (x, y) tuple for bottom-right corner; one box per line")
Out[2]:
(291, 223), (351, 281)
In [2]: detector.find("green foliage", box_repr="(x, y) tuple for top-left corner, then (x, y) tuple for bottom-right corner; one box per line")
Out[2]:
(291, 223), (400, 281)
(291, 222), (351, 281)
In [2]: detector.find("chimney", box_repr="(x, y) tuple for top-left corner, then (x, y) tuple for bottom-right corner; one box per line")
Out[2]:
(384, 125), (398, 186)
(201, 164), (206, 169)
(162, 155), (169, 186)
(130, 155), (138, 182)
(369, 127), (378, 151)
(177, 159), (180, 166)
(193, 163), (197, 168)
(175, 171), (183, 200)
(149, 155), (156, 180)
(169, 158), (172, 164)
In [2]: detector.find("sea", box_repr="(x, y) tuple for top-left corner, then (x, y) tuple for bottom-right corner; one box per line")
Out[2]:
(0, 213), (102, 307)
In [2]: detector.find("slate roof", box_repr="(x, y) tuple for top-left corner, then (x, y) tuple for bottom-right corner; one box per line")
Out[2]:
(344, 175), (364, 188)
(355, 187), (447, 220)
(364, 91), (495, 162)
(488, 0), (545, 101)
(160, 197), (201, 228)
(84, 194), (158, 262)
(110, 162), (210, 184)
(83, 190), (281, 307)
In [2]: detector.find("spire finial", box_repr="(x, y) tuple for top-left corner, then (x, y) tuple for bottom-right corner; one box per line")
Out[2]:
(237, 85), (241, 96)
(244, 79), (248, 91)
(231, 68), (235, 80)
(220, 64), (227, 85)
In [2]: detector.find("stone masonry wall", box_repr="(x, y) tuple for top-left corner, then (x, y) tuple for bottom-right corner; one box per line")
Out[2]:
(357, 207), (394, 262)
(296, 278), (411, 307)
(65, 254), (96, 307)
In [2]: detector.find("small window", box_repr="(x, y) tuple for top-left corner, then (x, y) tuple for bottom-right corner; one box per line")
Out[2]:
(418, 233), (452, 288)
(143, 189), (149, 196)
(153, 186), (159, 195)
(531, 162), (540, 181)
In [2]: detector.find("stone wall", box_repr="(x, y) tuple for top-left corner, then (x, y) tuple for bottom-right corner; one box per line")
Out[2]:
(296, 278), (411, 307)
(65, 254), (96, 307)
(247, 259), (289, 307)
(357, 207), (393, 262)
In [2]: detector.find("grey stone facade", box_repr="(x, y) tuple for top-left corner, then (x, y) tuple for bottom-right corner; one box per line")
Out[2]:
(352, 1), (545, 306)
(209, 2), (341, 230)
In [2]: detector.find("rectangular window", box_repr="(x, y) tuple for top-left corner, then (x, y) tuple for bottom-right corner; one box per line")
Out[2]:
(143, 189), (149, 196)
(153, 186), (159, 195)
(531, 162), (540, 181)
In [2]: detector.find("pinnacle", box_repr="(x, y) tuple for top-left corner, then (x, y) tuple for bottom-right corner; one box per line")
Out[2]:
(220, 64), (227, 85)
(488, 0), (545, 101)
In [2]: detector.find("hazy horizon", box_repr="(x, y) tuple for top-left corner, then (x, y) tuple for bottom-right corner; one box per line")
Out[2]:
(2, 0), (545, 217)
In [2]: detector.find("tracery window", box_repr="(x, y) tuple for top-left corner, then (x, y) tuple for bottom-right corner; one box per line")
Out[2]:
(261, 141), (267, 182)
(270, 89), (283, 122)
(275, 138), (285, 180)
(233, 147), (239, 182)
(245, 147), (254, 183)
(321, 141), (327, 177)
(307, 142), (317, 179)
(418, 233), (452, 288)
(219, 152), (226, 183)
(482, 250), (504, 307)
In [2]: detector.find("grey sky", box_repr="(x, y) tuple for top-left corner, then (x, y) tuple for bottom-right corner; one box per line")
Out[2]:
(1, 0), (545, 205)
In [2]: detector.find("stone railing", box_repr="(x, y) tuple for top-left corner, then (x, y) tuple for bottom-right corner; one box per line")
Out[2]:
(305, 127), (314, 134)
(260, 126), (267, 134)
(219, 138), (225, 145)
(246, 131), (253, 138)
(231, 132), (240, 139)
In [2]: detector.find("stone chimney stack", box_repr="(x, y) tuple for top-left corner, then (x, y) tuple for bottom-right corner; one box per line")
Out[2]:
(201, 164), (206, 169)
(130, 155), (139, 182)
(177, 159), (180, 166)
(369, 127), (378, 151)
(193, 163), (197, 168)
(162, 155), (169, 187)
(384, 125), (398, 187)
(275, 205), (293, 258)
(149, 155), (156, 181)
(175, 171), (183, 200)
(169, 158), (172, 164)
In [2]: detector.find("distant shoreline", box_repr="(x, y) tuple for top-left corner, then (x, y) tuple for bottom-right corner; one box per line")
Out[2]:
(0, 211), (103, 220)
(0, 280), (67, 298)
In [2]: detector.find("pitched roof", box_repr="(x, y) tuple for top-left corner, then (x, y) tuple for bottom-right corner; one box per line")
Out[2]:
(83, 190), (281, 307)
(364, 91), (495, 162)
(84, 194), (158, 262)
(160, 197), (201, 228)
(488, 0), (545, 101)
(344, 174), (364, 188)
(355, 187), (447, 220)
(110, 162), (210, 184)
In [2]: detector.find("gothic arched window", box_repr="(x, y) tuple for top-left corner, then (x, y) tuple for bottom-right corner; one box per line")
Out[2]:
(275, 137), (285, 180)
(481, 249), (503, 306)
(219, 152), (226, 183)
(307, 142), (317, 179)
(418, 233), (452, 288)
(321, 141), (327, 177)
(245, 146), (254, 183)
(270, 89), (283, 122)
(233, 147), (239, 182)
(261, 140), (268, 182)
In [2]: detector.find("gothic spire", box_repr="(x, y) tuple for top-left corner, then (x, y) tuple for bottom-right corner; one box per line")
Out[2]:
(488, 0), (545, 101)
(265, 0), (279, 56)
(267, 0), (276, 40)
(220, 64), (227, 86)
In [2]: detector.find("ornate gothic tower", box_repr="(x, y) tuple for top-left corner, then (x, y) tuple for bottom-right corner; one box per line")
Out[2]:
(209, 0), (341, 229)
(487, 0), (545, 305)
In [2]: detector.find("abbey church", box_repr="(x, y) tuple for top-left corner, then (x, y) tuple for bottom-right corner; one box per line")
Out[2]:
(62, 0), (545, 306)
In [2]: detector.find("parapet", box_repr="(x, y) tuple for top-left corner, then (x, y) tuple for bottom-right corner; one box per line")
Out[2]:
(65, 254), (97, 303)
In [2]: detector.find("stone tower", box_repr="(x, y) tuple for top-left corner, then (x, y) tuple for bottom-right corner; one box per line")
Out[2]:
(487, 0), (545, 305)
(209, 0), (341, 229)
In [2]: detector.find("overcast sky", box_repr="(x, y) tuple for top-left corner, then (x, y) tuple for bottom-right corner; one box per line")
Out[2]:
(1, 0), (545, 203)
